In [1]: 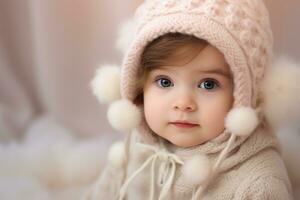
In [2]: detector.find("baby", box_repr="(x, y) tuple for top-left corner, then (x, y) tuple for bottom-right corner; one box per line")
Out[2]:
(139, 34), (233, 148)
(86, 0), (294, 199)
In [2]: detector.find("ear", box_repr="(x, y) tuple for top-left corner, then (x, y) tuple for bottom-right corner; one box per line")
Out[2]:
(262, 56), (300, 130)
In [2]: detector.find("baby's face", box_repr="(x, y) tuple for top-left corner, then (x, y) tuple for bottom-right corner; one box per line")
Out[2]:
(143, 45), (234, 147)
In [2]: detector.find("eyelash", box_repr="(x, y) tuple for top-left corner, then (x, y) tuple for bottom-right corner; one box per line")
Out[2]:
(155, 76), (174, 88)
(154, 76), (220, 90)
(198, 78), (220, 90)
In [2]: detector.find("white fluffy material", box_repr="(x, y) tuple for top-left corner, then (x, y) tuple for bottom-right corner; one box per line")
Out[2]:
(107, 141), (126, 168)
(262, 56), (300, 130)
(116, 19), (136, 54)
(0, 115), (114, 199)
(60, 139), (106, 186)
(182, 154), (212, 185)
(225, 107), (258, 136)
(25, 117), (107, 187)
(0, 176), (50, 200)
(90, 65), (121, 104)
(107, 99), (142, 132)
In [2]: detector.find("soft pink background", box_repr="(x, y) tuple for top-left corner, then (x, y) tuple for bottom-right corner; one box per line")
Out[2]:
(0, 1), (299, 199)
(0, 0), (299, 137)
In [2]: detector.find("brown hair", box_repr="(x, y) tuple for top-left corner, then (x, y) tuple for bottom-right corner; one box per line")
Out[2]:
(134, 33), (208, 105)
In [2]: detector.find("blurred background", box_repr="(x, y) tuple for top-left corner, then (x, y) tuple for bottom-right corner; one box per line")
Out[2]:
(0, 0), (299, 199)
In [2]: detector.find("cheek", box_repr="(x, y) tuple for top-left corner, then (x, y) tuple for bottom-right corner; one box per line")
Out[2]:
(143, 91), (164, 130)
(202, 93), (233, 126)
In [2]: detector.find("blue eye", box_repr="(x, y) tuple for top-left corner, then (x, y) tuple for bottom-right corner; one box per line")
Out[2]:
(156, 78), (174, 88)
(199, 79), (219, 90)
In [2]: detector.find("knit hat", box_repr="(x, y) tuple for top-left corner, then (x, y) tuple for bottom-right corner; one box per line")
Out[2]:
(91, 0), (300, 198)
(95, 0), (273, 138)
(122, 0), (273, 109)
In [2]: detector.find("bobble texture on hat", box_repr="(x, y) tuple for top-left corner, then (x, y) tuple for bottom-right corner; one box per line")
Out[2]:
(121, 0), (273, 108)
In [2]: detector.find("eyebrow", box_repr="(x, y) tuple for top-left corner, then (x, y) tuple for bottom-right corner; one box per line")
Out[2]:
(200, 68), (232, 79)
(155, 66), (232, 79)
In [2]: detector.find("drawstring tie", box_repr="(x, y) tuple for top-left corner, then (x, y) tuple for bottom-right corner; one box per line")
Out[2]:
(118, 143), (184, 200)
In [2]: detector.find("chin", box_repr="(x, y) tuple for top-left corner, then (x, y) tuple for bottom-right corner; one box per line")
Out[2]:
(169, 138), (204, 148)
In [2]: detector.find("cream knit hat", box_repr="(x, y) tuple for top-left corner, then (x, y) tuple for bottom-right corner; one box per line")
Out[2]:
(121, 0), (273, 108)
(92, 0), (275, 142)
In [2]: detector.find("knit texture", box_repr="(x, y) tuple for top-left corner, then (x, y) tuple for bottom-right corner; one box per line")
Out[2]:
(121, 0), (273, 109)
(85, 123), (293, 199)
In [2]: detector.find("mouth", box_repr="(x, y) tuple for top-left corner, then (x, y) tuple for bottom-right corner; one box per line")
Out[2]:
(169, 120), (199, 128)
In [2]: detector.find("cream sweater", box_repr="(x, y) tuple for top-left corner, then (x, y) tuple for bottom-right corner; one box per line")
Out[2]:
(85, 123), (293, 200)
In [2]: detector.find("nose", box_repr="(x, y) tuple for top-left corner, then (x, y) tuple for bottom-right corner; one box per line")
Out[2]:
(172, 94), (197, 112)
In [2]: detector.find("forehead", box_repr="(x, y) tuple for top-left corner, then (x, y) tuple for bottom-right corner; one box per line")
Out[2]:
(153, 45), (232, 78)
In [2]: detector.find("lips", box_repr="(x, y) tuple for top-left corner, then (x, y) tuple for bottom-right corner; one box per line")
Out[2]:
(169, 120), (199, 128)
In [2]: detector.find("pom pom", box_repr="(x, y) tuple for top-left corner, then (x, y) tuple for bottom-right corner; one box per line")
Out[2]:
(262, 56), (300, 130)
(90, 65), (121, 104)
(107, 141), (126, 168)
(116, 19), (136, 54)
(225, 107), (258, 136)
(107, 99), (141, 132)
(182, 154), (211, 185)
